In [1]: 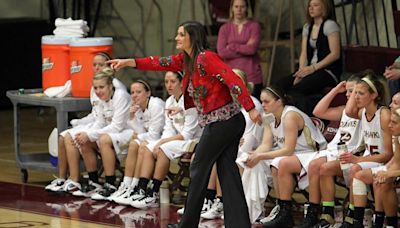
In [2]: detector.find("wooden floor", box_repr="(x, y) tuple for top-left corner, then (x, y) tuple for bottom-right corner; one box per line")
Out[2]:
(0, 106), (356, 227)
(0, 107), (254, 227)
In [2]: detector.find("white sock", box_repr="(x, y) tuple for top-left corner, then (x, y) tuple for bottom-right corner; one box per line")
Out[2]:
(123, 176), (132, 186)
(131, 177), (139, 187)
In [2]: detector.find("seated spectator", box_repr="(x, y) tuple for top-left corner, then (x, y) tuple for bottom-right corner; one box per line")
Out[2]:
(275, 0), (342, 116)
(384, 56), (400, 97)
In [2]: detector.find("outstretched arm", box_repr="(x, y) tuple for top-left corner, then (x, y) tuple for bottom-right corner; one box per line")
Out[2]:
(107, 54), (184, 72)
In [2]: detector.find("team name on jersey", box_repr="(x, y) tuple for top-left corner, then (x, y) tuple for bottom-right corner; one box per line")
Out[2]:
(273, 135), (285, 144)
(340, 120), (358, 128)
(363, 130), (380, 139)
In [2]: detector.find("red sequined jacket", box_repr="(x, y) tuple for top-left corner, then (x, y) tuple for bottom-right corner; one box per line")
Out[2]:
(135, 50), (255, 114)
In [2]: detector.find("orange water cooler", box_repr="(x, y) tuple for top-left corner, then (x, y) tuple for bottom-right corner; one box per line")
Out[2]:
(41, 36), (71, 90)
(70, 37), (113, 97)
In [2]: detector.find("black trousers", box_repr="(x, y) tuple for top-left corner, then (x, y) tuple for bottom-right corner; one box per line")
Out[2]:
(275, 69), (338, 115)
(179, 113), (250, 228)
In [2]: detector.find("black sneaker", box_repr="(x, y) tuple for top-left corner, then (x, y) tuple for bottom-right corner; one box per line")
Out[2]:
(91, 183), (117, 201)
(311, 214), (335, 228)
(295, 209), (319, 228)
(263, 206), (294, 228)
(72, 180), (102, 197)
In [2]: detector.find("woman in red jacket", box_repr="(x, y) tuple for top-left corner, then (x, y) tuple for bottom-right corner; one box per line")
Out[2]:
(108, 21), (261, 228)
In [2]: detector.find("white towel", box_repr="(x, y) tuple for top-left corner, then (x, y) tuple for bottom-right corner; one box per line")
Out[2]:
(242, 161), (269, 224)
(55, 25), (88, 33)
(56, 23), (89, 30)
(53, 18), (89, 37)
(44, 80), (71, 98)
(53, 30), (87, 37)
(55, 18), (87, 27)
(236, 151), (249, 169)
(54, 27), (87, 35)
(236, 153), (270, 223)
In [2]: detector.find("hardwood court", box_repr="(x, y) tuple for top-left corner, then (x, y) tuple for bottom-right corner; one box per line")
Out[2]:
(0, 107), (356, 227)
(0, 107), (260, 227)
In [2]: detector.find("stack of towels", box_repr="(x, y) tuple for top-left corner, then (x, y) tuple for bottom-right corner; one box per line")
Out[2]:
(53, 18), (90, 37)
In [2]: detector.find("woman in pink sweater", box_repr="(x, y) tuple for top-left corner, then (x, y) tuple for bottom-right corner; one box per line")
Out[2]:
(217, 0), (263, 99)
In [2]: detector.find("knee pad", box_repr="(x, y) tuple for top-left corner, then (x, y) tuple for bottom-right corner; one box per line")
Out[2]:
(352, 178), (367, 195)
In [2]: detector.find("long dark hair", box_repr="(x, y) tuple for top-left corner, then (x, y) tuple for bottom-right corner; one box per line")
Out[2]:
(179, 21), (209, 75)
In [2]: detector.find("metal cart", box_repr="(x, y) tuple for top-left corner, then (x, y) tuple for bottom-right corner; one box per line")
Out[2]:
(6, 89), (91, 183)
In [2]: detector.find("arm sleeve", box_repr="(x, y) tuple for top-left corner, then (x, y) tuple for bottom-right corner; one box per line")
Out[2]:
(128, 116), (146, 134)
(217, 24), (242, 59)
(135, 54), (184, 72)
(227, 22), (261, 56)
(323, 20), (340, 36)
(86, 108), (106, 133)
(302, 23), (309, 37)
(161, 102), (176, 138)
(137, 100), (165, 141)
(75, 111), (95, 126)
(75, 88), (98, 125)
(200, 52), (255, 111)
(87, 91), (131, 141)
(180, 107), (200, 140)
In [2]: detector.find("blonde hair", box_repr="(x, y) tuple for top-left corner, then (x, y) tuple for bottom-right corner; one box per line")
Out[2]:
(394, 107), (400, 118)
(93, 67), (114, 85)
(232, 68), (254, 93)
(229, 0), (252, 20)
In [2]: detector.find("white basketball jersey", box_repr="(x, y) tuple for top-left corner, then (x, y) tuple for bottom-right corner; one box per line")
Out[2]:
(361, 107), (385, 156)
(270, 106), (327, 153)
(327, 110), (364, 153)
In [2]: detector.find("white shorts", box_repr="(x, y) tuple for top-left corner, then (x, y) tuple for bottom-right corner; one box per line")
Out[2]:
(317, 148), (339, 162)
(370, 165), (387, 175)
(60, 125), (92, 153)
(60, 124), (88, 139)
(270, 152), (318, 189)
(357, 161), (382, 170)
(106, 129), (134, 159)
(146, 139), (196, 160)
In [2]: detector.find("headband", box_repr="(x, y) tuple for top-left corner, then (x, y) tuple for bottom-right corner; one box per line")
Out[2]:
(361, 77), (378, 94)
(135, 79), (151, 91)
(96, 52), (111, 61)
(176, 71), (184, 80)
(265, 87), (282, 100)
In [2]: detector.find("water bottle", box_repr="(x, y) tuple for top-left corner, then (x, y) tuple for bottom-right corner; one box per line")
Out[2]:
(160, 180), (170, 204)
(337, 141), (351, 170)
(337, 140), (351, 185)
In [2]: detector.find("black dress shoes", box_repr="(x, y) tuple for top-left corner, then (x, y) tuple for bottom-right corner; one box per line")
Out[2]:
(167, 224), (179, 228)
